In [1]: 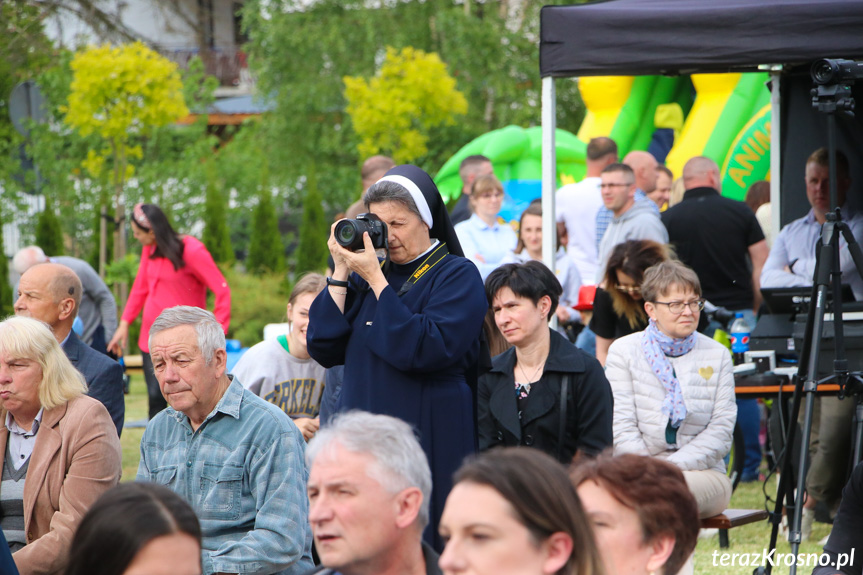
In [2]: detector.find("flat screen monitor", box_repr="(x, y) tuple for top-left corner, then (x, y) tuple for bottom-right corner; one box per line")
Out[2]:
(760, 285), (854, 316)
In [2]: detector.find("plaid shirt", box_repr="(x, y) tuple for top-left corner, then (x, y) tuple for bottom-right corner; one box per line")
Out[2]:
(137, 377), (313, 575)
(595, 189), (659, 251)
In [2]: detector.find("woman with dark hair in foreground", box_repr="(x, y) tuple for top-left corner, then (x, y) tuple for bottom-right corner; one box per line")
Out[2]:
(65, 482), (202, 575)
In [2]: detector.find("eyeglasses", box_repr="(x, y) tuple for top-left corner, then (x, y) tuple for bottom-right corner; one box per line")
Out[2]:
(615, 285), (641, 294)
(652, 299), (706, 314)
(599, 182), (632, 190)
(475, 191), (504, 200)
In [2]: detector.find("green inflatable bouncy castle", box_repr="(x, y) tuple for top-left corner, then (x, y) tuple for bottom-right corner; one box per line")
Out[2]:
(434, 126), (587, 221)
(436, 72), (773, 218)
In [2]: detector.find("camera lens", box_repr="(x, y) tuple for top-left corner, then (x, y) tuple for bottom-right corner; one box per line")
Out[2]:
(336, 221), (357, 245)
(812, 59), (838, 85)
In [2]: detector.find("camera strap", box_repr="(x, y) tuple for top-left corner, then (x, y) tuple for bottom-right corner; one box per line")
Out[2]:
(396, 242), (449, 297)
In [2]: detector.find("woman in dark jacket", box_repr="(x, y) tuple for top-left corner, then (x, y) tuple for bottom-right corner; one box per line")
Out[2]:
(478, 261), (613, 463)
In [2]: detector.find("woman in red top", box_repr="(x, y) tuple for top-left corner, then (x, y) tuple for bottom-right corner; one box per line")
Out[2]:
(108, 203), (231, 418)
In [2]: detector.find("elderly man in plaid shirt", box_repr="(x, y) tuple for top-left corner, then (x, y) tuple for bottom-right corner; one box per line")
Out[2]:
(137, 306), (313, 575)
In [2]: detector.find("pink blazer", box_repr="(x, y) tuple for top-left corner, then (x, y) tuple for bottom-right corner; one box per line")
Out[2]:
(2, 395), (122, 575)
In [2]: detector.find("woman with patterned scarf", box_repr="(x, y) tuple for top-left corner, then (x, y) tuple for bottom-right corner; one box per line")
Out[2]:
(604, 260), (736, 518)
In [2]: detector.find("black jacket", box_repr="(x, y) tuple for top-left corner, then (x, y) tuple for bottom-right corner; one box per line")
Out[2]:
(62, 330), (125, 436)
(478, 329), (613, 463)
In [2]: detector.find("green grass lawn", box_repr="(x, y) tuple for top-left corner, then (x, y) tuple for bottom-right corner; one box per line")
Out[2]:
(120, 373), (148, 481)
(693, 473), (835, 574)
(120, 379), (835, 573)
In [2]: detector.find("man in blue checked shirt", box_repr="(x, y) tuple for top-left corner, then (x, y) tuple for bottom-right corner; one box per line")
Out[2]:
(137, 306), (313, 575)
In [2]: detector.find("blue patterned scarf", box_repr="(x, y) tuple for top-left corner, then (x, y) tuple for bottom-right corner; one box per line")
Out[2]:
(640, 319), (696, 428)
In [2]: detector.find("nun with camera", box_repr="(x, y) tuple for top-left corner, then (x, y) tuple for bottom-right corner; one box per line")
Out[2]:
(307, 164), (487, 548)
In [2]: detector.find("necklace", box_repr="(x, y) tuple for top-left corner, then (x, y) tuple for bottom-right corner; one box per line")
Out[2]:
(516, 359), (545, 384)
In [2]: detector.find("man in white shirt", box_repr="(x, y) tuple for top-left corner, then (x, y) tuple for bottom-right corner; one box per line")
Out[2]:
(556, 137), (618, 283)
(761, 148), (863, 299)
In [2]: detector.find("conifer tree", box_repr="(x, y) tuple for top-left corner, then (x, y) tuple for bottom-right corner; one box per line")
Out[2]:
(202, 170), (234, 265)
(35, 195), (64, 255)
(294, 183), (329, 275)
(246, 186), (284, 275)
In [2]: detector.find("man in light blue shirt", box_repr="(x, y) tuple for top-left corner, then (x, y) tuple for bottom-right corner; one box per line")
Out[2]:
(137, 306), (313, 575)
(761, 148), (863, 300)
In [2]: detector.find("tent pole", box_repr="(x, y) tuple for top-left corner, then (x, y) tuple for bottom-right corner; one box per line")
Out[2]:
(770, 70), (782, 235)
(542, 76), (558, 328)
(541, 77), (557, 271)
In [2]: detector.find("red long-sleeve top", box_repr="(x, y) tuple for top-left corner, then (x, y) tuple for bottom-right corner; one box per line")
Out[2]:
(122, 235), (231, 352)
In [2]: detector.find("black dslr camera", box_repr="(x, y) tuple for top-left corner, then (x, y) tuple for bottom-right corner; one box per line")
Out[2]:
(334, 213), (388, 252)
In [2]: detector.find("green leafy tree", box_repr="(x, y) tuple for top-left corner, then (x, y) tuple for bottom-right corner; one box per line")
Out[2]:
(242, 0), (585, 219)
(294, 184), (328, 275)
(0, 2), (55, 197)
(344, 46), (467, 163)
(246, 182), (285, 276)
(35, 195), (64, 255)
(64, 42), (188, 281)
(2, 28), (225, 267)
(0, 204), (13, 317)
(202, 166), (234, 265)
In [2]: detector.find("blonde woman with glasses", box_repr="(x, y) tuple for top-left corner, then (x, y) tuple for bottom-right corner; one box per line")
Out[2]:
(605, 260), (736, 519)
(454, 174), (517, 280)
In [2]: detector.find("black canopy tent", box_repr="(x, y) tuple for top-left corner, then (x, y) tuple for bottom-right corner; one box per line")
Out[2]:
(536, 0), (863, 270)
(540, 0), (863, 78)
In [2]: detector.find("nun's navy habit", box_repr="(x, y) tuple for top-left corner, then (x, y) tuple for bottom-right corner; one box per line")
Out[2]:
(307, 248), (486, 547)
(308, 165), (487, 548)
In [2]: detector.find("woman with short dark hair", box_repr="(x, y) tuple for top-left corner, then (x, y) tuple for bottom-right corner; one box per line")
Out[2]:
(478, 261), (613, 463)
(504, 202), (582, 326)
(572, 452), (699, 575)
(439, 448), (604, 575)
(65, 482), (202, 575)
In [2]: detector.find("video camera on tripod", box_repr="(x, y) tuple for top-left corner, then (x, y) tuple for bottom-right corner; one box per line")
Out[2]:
(760, 57), (863, 575)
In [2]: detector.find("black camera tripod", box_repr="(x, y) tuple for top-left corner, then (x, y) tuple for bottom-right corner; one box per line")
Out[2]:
(757, 63), (863, 575)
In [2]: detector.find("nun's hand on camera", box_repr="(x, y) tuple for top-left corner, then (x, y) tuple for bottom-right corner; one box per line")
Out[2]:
(341, 232), (388, 297)
(327, 221), (351, 278)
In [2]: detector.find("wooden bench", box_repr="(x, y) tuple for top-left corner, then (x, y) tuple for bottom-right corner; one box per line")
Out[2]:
(124, 354), (143, 376)
(701, 509), (769, 548)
